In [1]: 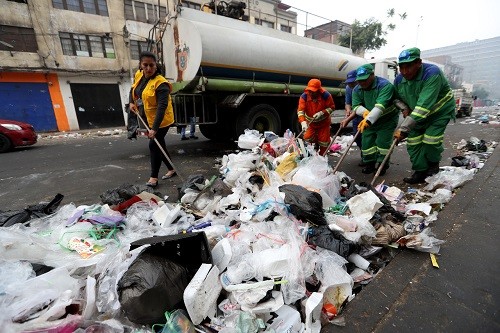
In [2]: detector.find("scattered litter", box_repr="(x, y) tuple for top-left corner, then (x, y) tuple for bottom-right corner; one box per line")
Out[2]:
(1, 129), (497, 332)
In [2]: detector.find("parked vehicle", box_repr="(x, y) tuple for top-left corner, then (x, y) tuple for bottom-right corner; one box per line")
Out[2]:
(157, 6), (396, 141)
(0, 119), (37, 153)
(453, 88), (475, 117)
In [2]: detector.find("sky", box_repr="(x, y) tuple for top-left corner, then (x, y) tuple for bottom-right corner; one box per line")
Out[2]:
(281, 0), (500, 59)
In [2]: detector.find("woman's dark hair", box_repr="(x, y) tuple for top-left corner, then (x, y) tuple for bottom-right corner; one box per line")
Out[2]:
(139, 51), (157, 62)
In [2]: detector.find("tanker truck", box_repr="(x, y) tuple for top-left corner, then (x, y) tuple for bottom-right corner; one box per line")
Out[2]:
(161, 6), (394, 141)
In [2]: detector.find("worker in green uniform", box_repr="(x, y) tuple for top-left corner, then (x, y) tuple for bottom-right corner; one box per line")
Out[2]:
(345, 64), (399, 175)
(393, 47), (456, 184)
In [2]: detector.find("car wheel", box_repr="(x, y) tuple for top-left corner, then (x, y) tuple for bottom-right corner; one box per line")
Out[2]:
(0, 133), (12, 153)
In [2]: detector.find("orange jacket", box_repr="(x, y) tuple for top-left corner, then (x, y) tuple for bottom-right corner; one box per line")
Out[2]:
(297, 90), (335, 126)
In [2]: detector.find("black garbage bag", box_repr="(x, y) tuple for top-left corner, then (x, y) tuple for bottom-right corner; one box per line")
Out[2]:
(451, 155), (469, 167)
(100, 184), (153, 205)
(0, 193), (64, 227)
(126, 104), (139, 140)
(308, 225), (359, 258)
(177, 174), (206, 198)
(279, 184), (326, 225)
(118, 251), (190, 325)
(466, 139), (487, 152)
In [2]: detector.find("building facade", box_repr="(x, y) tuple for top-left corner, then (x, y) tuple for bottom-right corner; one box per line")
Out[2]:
(422, 36), (500, 100)
(0, 0), (297, 132)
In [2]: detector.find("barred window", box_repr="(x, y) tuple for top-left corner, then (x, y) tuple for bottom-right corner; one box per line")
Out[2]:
(124, 0), (167, 23)
(0, 25), (38, 52)
(59, 32), (115, 58)
(130, 40), (149, 60)
(52, 0), (108, 16)
(255, 18), (274, 29)
(280, 25), (291, 33)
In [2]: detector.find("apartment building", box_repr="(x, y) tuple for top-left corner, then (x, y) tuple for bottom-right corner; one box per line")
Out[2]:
(0, 0), (297, 132)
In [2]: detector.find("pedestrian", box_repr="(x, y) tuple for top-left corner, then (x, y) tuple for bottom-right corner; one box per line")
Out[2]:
(180, 116), (198, 140)
(297, 78), (335, 156)
(393, 47), (456, 184)
(347, 64), (399, 175)
(340, 69), (364, 166)
(129, 51), (177, 188)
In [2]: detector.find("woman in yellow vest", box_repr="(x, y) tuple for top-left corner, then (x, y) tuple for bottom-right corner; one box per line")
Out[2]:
(129, 51), (176, 187)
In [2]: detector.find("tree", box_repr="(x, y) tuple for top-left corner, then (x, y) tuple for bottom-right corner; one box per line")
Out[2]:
(337, 8), (406, 55)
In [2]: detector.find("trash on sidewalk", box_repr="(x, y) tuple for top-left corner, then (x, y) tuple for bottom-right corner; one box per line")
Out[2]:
(0, 130), (497, 332)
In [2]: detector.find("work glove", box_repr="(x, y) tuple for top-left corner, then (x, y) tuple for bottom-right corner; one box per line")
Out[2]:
(301, 121), (308, 131)
(357, 119), (371, 133)
(394, 130), (408, 144)
(313, 111), (324, 120)
(362, 110), (370, 119)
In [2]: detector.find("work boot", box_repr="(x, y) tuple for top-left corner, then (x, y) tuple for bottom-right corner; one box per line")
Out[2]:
(403, 171), (428, 184)
(375, 162), (390, 176)
(427, 162), (440, 176)
(361, 163), (377, 174)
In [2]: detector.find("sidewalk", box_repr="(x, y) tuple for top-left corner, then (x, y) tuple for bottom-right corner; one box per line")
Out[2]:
(326, 148), (500, 332)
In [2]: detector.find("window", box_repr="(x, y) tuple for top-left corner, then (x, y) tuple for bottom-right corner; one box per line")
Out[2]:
(130, 40), (149, 60)
(182, 1), (201, 10)
(255, 18), (274, 29)
(124, 0), (167, 23)
(280, 25), (291, 33)
(52, 0), (109, 16)
(0, 25), (38, 52)
(59, 32), (115, 58)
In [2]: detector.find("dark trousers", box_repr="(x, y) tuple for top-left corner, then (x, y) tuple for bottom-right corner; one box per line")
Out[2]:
(149, 126), (173, 178)
(352, 115), (363, 153)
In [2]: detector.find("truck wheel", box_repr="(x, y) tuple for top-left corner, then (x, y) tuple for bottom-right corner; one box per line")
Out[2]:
(466, 106), (473, 117)
(0, 133), (12, 153)
(286, 108), (301, 135)
(236, 104), (281, 136)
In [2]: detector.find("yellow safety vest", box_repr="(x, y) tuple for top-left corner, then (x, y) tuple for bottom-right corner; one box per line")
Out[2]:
(132, 70), (174, 128)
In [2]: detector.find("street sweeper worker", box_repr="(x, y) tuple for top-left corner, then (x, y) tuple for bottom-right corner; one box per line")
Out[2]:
(297, 78), (335, 155)
(393, 47), (456, 184)
(348, 64), (399, 176)
(129, 51), (177, 187)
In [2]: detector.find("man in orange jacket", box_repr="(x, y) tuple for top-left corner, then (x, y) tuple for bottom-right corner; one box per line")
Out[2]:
(297, 79), (335, 155)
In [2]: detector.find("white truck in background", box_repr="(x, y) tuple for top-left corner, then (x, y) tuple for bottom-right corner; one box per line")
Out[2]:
(453, 88), (475, 117)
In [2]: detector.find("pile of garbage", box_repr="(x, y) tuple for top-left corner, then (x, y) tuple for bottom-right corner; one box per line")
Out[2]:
(0, 129), (496, 333)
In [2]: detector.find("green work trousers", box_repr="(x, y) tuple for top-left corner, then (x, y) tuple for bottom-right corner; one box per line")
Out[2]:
(361, 113), (399, 164)
(406, 108), (454, 171)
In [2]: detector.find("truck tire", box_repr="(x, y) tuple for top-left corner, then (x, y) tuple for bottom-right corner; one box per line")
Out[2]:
(466, 106), (473, 117)
(236, 104), (281, 136)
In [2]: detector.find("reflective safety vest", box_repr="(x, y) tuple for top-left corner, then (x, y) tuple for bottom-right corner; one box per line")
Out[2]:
(132, 70), (174, 128)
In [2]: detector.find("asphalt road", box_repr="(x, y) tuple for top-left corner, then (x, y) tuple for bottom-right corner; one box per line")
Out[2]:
(0, 107), (498, 212)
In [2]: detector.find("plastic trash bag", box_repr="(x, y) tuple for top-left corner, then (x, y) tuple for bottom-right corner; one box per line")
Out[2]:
(117, 252), (190, 325)
(396, 228), (445, 253)
(424, 166), (475, 191)
(100, 184), (152, 205)
(307, 225), (359, 258)
(177, 174), (206, 199)
(152, 309), (196, 333)
(279, 184), (326, 225)
(237, 129), (263, 149)
(0, 193), (64, 227)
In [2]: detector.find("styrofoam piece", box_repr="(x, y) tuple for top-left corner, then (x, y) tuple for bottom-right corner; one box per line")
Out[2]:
(83, 276), (96, 320)
(304, 292), (323, 333)
(240, 291), (284, 314)
(183, 264), (221, 325)
(220, 273), (275, 292)
(262, 305), (304, 333)
(152, 204), (181, 227)
(211, 238), (232, 272)
(321, 282), (352, 314)
(347, 253), (370, 270)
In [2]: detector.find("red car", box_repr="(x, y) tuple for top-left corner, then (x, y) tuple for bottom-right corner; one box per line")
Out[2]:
(0, 119), (38, 153)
